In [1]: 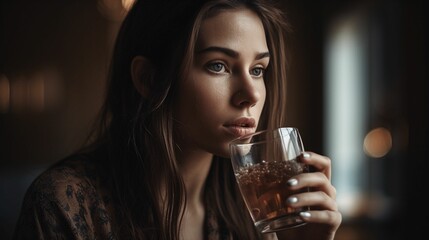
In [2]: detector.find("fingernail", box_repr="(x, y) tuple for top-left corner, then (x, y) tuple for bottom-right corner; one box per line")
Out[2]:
(300, 211), (311, 218)
(303, 152), (311, 159)
(287, 197), (298, 204)
(287, 178), (298, 186)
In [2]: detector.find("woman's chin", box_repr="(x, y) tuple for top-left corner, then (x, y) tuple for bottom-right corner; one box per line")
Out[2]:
(213, 145), (231, 159)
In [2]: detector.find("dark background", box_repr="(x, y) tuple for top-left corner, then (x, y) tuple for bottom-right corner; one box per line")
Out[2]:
(1, 0), (428, 239)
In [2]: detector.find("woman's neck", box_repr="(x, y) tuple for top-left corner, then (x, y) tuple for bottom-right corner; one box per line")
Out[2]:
(176, 149), (213, 206)
(175, 150), (213, 240)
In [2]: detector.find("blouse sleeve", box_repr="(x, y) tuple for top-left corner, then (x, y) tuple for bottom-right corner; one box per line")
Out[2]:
(13, 174), (78, 239)
(12, 162), (115, 240)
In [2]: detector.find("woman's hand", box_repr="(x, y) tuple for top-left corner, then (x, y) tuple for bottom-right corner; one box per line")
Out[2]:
(275, 152), (342, 240)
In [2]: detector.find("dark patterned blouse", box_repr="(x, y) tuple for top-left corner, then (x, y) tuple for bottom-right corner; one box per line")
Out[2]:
(12, 155), (230, 240)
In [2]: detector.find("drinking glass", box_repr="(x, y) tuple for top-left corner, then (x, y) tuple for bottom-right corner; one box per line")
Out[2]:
(230, 127), (310, 233)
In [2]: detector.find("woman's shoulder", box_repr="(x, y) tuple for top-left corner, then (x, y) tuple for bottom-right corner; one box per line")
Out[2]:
(28, 153), (101, 200)
(21, 152), (113, 218)
(13, 152), (117, 239)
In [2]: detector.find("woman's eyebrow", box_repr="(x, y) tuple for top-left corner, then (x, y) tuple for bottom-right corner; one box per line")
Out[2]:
(197, 46), (238, 57)
(197, 46), (270, 60)
(255, 52), (270, 60)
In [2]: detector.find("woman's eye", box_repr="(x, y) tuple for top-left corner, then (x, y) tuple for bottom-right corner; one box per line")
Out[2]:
(207, 62), (226, 73)
(251, 67), (265, 77)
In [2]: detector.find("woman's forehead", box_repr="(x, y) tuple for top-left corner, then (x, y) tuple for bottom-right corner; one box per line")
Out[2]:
(196, 8), (267, 51)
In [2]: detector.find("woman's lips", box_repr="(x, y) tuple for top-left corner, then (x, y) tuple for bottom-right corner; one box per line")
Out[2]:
(225, 125), (256, 137)
(224, 117), (256, 137)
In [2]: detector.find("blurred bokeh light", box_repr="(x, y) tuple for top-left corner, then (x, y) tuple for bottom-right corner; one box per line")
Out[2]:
(364, 127), (392, 158)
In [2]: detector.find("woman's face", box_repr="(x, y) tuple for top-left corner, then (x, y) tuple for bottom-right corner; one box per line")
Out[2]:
(173, 8), (269, 158)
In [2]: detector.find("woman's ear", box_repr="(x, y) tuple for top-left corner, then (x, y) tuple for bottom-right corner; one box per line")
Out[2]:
(131, 56), (153, 98)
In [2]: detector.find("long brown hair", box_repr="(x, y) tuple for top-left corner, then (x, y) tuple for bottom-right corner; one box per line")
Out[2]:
(86, 0), (290, 239)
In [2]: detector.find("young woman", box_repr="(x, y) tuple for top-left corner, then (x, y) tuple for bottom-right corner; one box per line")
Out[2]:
(13, 0), (341, 239)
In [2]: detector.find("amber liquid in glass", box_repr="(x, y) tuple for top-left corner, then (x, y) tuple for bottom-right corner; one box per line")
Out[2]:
(235, 159), (309, 232)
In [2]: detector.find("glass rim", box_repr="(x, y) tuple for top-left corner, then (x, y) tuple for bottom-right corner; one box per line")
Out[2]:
(229, 127), (299, 146)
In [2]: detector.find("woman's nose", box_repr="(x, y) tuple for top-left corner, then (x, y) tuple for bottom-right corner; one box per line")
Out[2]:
(231, 74), (263, 108)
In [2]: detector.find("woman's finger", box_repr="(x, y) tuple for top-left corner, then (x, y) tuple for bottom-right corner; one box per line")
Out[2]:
(287, 172), (337, 199)
(300, 151), (332, 180)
